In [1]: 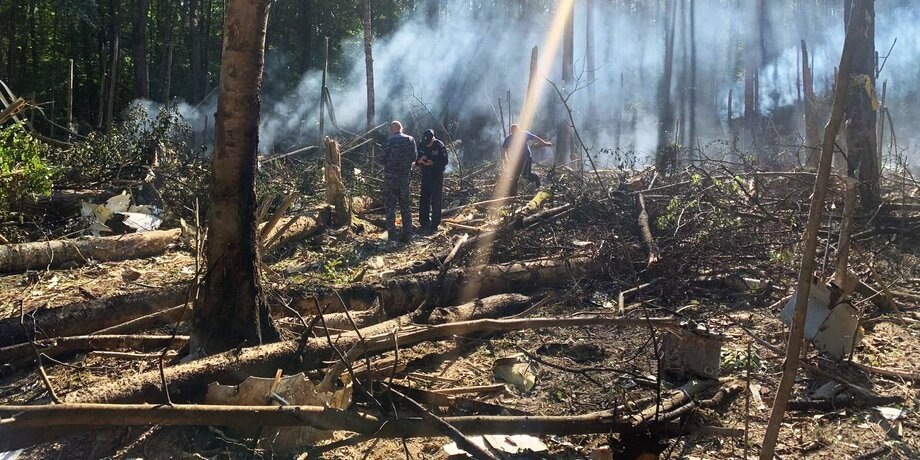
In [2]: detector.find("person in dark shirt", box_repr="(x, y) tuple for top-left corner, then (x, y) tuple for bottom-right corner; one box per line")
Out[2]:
(415, 129), (449, 234)
(502, 124), (552, 191)
(381, 120), (417, 243)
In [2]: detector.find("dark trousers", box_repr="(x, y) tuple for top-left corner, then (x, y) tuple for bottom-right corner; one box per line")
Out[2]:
(521, 156), (541, 186)
(385, 175), (412, 240)
(509, 155), (541, 195)
(419, 172), (443, 230)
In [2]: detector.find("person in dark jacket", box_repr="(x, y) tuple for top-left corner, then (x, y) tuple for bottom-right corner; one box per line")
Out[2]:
(415, 129), (449, 233)
(502, 124), (552, 192)
(381, 120), (417, 242)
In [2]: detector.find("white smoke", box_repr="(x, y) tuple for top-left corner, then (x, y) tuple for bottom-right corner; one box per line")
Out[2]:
(134, 0), (920, 163)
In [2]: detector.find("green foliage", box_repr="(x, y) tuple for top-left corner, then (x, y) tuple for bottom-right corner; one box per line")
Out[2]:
(721, 347), (763, 373)
(0, 122), (53, 215)
(49, 105), (209, 223)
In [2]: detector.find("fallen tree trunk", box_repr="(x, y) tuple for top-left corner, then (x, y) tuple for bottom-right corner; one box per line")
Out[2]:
(0, 334), (186, 374)
(393, 203), (573, 276)
(294, 255), (595, 318)
(63, 314), (676, 405)
(1, 255), (589, 349)
(0, 387), (722, 452)
(263, 211), (327, 253)
(0, 228), (182, 274)
(0, 285), (189, 347)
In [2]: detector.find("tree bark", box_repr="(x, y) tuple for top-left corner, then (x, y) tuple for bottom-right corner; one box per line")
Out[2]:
(554, 0), (575, 168)
(1, 334), (186, 373)
(0, 284), (188, 347)
(759, 14), (859, 460)
(192, 0), (278, 355)
(361, 0), (375, 160)
(291, 256), (597, 318)
(843, 0), (881, 208)
(0, 229), (182, 274)
(187, 0), (202, 101)
(297, 0), (313, 75)
(63, 314), (675, 405)
(655, 0), (676, 168)
(687, 0), (697, 156)
(131, 0), (150, 99)
(105, 33), (119, 134)
(802, 40), (821, 166)
(2, 379), (714, 452)
(324, 138), (351, 227)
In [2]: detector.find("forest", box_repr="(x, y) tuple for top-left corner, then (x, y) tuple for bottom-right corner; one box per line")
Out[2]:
(0, 0), (919, 458)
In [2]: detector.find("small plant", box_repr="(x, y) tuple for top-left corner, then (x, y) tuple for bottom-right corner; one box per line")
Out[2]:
(0, 122), (53, 216)
(721, 347), (763, 373)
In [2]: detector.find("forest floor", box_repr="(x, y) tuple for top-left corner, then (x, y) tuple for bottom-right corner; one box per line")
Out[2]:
(1, 161), (919, 459)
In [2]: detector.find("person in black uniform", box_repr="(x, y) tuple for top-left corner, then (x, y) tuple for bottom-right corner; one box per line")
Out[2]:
(415, 129), (449, 234)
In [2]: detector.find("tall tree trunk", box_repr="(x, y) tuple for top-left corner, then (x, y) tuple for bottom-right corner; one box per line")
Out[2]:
(106, 33), (119, 134)
(188, 0), (201, 101)
(802, 40), (821, 166)
(297, 0), (313, 74)
(192, 0), (278, 356)
(688, 0), (697, 158)
(655, 0), (676, 170)
(5, 1), (14, 86)
(362, 0), (375, 155)
(554, 0), (575, 168)
(743, 0), (759, 123)
(132, 0), (150, 99)
(585, 0), (596, 125)
(843, 0), (880, 208)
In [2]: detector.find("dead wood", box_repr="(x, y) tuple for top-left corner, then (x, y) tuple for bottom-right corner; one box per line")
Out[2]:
(383, 384), (501, 460)
(262, 212), (326, 253)
(0, 285), (189, 347)
(637, 193), (660, 265)
(318, 293), (532, 331)
(0, 228), (182, 273)
(787, 394), (903, 412)
(92, 304), (187, 335)
(393, 202), (573, 276)
(62, 314), (676, 405)
(0, 390), (727, 452)
(1, 256), (562, 350)
(760, 15), (860, 459)
(0, 334), (186, 373)
(293, 255), (595, 317)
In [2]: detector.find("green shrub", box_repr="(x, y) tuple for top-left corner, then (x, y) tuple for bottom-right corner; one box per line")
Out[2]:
(0, 122), (53, 215)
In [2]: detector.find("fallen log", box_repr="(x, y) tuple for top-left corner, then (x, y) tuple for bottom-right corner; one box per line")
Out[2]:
(787, 395), (904, 412)
(263, 211), (327, 253)
(0, 334), (186, 373)
(0, 392), (719, 452)
(0, 285), (189, 347)
(91, 304), (188, 335)
(0, 228), (182, 273)
(1, 256), (590, 351)
(393, 203), (573, 276)
(316, 293), (533, 331)
(294, 255), (595, 318)
(63, 315), (676, 405)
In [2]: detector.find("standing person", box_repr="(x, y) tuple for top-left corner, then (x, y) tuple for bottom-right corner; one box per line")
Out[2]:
(381, 120), (417, 243)
(502, 124), (552, 192)
(415, 129), (449, 234)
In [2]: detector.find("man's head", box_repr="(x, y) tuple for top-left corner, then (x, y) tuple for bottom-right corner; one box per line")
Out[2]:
(423, 129), (435, 145)
(389, 120), (404, 134)
(510, 124), (520, 135)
